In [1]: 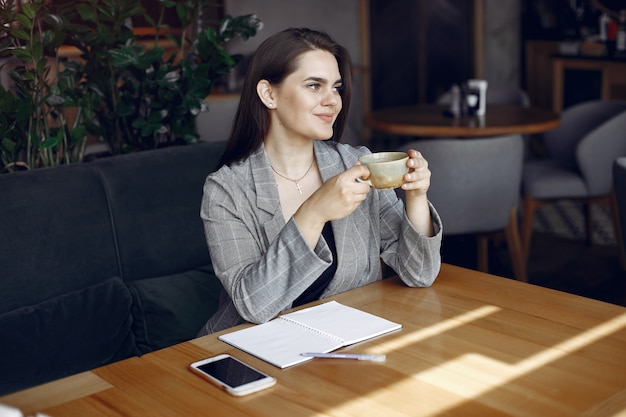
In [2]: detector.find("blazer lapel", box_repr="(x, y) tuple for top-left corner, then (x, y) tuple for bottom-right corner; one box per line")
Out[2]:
(249, 144), (285, 244)
(314, 142), (372, 289)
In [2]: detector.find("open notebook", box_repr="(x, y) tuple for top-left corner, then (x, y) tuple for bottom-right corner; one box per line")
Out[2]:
(218, 300), (402, 368)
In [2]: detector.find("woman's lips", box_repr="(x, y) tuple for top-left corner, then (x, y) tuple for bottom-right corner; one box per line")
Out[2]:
(316, 113), (334, 123)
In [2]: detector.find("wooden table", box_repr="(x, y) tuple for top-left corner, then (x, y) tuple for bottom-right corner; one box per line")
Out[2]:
(366, 104), (560, 138)
(3, 263), (626, 417)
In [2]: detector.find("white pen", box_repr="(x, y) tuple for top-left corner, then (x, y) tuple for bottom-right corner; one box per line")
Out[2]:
(300, 352), (386, 362)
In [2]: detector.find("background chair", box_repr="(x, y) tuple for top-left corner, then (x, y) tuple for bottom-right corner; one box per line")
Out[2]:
(612, 157), (626, 270)
(521, 100), (626, 261)
(398, 134), (527, 281)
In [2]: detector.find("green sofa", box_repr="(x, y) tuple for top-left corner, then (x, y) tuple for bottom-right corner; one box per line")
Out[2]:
(0, 141), (226, 395)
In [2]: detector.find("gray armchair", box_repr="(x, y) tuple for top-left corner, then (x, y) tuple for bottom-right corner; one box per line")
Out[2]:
(613, 157), (626, 270)
(521, 100), (626, 261)
(398, 134), (526, 281)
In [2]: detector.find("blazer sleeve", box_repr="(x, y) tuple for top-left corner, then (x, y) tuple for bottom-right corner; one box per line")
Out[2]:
(378, 188), (443, 288)
(201, 170), (334, 324)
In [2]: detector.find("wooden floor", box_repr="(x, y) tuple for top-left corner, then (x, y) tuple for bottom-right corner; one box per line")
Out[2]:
(443, 232), (626, 307)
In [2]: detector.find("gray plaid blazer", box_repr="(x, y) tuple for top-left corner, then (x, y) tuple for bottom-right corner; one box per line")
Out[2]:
(198, 140), (442, 335)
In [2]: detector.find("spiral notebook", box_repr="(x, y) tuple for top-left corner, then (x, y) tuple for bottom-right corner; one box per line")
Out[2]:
(218, 300), (402, 368)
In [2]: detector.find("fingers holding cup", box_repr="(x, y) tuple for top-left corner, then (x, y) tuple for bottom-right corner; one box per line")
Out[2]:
(357, 152), (409, 189)
(401, 149), (431, 194)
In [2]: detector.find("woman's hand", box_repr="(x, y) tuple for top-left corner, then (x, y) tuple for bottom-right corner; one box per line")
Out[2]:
(294, 164), (371, 247)
(401, 149), (434, 236)
(307, 164), (371, 222)
(401, 149), (431, 198)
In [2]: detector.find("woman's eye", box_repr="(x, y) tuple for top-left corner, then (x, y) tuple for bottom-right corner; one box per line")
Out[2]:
(308, 83), (321, 90)
(333, 85), (343, 93)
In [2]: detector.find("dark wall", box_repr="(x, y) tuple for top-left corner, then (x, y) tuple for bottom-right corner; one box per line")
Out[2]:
(369, 0), (474, 108)
(424, 1), (475, 102)
(369, 1), (421, 108)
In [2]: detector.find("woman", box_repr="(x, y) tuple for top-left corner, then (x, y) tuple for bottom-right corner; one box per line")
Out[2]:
(198, 28), (442, 335)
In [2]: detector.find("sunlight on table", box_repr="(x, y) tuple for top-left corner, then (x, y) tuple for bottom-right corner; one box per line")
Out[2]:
(338, 306), (626, 417)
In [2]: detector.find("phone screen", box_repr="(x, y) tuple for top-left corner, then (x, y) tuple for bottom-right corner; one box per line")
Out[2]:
(197, 356), (267, 388)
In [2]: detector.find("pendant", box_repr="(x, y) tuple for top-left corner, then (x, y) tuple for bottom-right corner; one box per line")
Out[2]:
(295, 182), (303, 195)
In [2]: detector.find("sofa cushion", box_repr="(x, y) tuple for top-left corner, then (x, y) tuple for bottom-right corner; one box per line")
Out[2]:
(128, 264), (222, 354)
(0, 276), (136, 395)
(94, 141), (226, 281)
(0, 164), (121, 314)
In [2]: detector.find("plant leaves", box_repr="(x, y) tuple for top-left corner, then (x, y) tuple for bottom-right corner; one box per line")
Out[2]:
(15, 14), (33, 30)
(9, 29), (31, 42)
(109, 47), (138, 67)
(43, 13), (64, 27)
(30, 48), (43, 68)
(0, 0), (261, 166)
(20, 3), (37, 19)
(36, 58), (48, 76)
(40, 132), (63, 149)
(76, 3), (97, 22)
(10, 48), (31, 62)
(70, 125), (87, 143)
(1, 137), (16, 154)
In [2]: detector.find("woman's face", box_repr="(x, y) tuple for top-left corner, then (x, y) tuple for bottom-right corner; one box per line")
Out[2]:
(267, 49), (343, 142)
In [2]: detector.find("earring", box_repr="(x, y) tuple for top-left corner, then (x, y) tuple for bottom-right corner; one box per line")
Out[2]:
(268, 103), (274, 108)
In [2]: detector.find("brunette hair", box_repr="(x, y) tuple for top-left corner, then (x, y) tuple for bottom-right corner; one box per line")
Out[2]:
(218, 27), (353, 167)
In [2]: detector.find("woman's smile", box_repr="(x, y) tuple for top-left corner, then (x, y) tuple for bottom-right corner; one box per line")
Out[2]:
(315, 112), (335, 123)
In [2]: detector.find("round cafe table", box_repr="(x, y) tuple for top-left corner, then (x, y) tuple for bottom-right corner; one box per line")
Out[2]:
(365, 104), (561, 138)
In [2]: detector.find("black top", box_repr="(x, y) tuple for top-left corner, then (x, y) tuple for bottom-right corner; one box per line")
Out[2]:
(292, 222), (337, 307)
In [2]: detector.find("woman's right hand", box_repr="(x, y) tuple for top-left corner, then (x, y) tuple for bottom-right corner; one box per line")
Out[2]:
(294, 164), (371, 247)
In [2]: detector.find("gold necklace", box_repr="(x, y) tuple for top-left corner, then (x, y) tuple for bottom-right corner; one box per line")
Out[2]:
(271, 159), (315, 195)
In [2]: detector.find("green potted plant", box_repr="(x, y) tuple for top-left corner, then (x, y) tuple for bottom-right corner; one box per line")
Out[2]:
(0, 0), (89, 171)
(0, 0), (261, 173)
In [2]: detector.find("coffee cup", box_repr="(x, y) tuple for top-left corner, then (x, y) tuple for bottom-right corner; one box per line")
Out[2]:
(467, 79), (488, 116)
(357, 152), (409, 189)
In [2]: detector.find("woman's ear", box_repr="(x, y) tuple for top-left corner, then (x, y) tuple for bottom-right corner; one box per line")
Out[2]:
(256, 80), (275, 109)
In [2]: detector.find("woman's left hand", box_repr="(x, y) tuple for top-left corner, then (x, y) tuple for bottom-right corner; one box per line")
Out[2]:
(401, 149), (431, 199)
(400, 149), (434, 236)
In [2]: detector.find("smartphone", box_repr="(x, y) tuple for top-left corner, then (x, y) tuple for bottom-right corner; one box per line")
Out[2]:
(189, 354), (276, 396)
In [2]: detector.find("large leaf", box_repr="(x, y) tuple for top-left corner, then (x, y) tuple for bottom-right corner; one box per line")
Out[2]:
(30, 40), (43, 62)
(8, 28), (30, 42)
(42, 13), (64, 27)
(75, 3), (97, 22)
(8, 48), (30, 62)
(36, 58), (47, 76)
(15, 13), (33, 30)
(136, 47), (164, 70)
(1, 137), (17, 154)
(42, 27), (64, 50)
(29, 130), (41, 146)
(40, 131), (63, 149)
(20, 2), (39, 19)
(45, 94), (66, 107)
(109, 46), (139, 67)
(70, 125), (88, 144)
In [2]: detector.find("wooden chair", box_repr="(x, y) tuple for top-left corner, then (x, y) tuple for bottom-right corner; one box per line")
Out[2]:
(612, 157), (626, 270)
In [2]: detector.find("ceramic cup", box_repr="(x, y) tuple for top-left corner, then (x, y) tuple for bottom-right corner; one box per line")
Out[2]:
(467, 79), (488, 116)
(357, 151), (409, 189)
